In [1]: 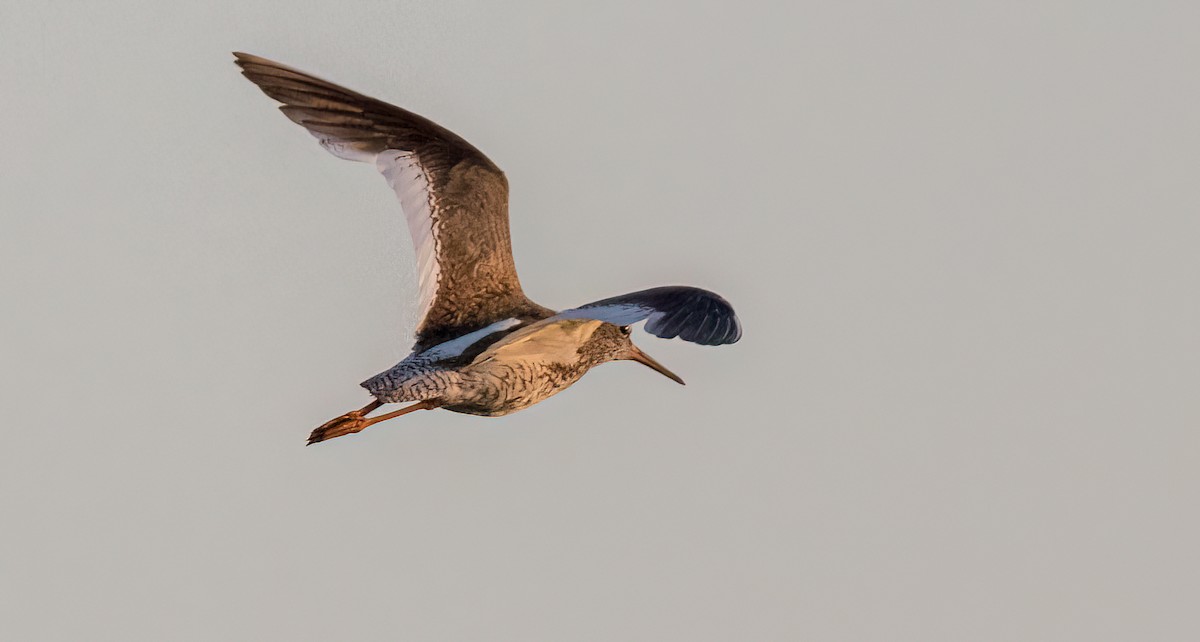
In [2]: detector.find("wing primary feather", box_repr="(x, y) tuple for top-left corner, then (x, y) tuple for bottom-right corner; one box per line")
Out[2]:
(239, 72), (351, 98)
(711, 314), (731, 346)
(689, 300), (717, 344)
(657, 308), (695, 340)
(280, 106), (371, 125)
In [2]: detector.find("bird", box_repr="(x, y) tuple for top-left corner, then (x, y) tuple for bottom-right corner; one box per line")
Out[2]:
(233, 52), (742, 445)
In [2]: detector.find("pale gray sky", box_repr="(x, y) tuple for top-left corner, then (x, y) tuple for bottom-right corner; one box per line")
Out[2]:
(3, 1), (1199, 640)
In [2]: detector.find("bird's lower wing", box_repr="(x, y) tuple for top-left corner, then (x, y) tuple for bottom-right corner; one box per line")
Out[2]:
(472, 318), (606, 366)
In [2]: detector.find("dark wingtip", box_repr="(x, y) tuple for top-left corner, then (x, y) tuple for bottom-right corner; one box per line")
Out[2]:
(630, 286), (741, 346)
(722, 315), (744, 345)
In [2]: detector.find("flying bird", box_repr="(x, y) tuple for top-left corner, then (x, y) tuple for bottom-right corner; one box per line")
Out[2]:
(233, 53), (742, 444)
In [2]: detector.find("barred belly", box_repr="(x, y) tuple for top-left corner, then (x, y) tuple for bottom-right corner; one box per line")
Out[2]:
(442, 360), (590, 416)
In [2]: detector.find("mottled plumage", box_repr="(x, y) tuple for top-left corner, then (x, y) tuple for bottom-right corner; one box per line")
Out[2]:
(234, 53), (741, 444)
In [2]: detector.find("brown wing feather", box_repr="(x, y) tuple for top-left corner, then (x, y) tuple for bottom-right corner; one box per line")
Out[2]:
(234, 52), (552, 350)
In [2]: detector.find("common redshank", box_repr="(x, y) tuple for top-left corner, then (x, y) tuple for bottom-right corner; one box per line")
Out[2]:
(234, 53), (742, 444)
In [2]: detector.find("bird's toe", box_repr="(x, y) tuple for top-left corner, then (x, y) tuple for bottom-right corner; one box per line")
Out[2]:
(307, 412), (367, 445)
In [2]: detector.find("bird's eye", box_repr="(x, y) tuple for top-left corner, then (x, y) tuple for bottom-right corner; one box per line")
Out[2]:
(620, 325), (632, 335)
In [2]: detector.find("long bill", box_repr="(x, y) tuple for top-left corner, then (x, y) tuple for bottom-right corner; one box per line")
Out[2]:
(629, 345), (686, 385)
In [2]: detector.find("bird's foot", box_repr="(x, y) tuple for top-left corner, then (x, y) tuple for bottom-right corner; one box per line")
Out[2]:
(307, 410), (370, 445)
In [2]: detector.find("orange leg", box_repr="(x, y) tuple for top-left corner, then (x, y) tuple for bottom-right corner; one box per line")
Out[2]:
(307, 399), (436, 445)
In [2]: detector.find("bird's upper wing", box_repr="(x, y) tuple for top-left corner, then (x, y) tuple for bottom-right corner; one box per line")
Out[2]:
(554, 286), (742, 346)
(234, 52), (550, 350)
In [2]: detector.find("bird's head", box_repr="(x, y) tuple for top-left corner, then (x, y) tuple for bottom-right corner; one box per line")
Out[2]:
(585, 323), (685, 385)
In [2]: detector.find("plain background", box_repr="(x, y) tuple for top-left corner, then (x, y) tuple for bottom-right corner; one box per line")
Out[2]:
(2, 1), (1198, 640)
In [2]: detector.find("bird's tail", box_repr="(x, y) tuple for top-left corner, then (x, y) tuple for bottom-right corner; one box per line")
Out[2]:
(360, 364), (462, 404)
